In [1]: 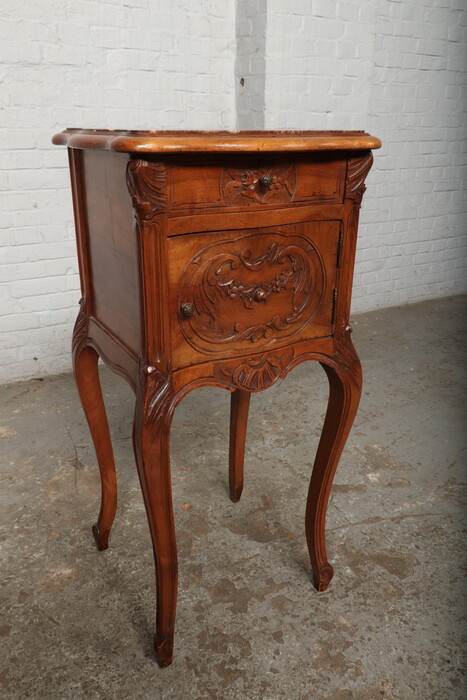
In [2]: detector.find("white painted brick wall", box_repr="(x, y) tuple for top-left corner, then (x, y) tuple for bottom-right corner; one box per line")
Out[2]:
(264, 0), (467, 314)
(235, 0), (267, 129)
(357, 0), (467, 311)
(1, 0), (466, 383)
(0, 0), (237, 384)
(265, 0), (378, 130)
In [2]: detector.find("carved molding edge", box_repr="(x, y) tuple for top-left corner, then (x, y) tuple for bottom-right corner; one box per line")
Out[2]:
(71, 299), (137, 389)
(126, 159), (166, 221)
(215, 348), (294, 392)
(346, 152), (373, 204)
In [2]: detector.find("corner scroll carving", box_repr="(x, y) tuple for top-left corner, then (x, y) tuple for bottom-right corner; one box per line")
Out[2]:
(332, 325), (361, 381)
(139, 363), (174, 426)
(345, 152), (373, 204)
(126, 159), (166, 221)
(72, 297), (89, 355)
(215, 348), (294, 392)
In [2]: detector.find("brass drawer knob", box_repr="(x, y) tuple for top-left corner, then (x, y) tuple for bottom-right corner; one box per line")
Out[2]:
(259, 173), (274, 190)
(180, 302), (194, 318)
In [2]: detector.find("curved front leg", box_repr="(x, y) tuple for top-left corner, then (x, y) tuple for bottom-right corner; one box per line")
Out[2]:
(306, 333), (362, 591)
(73, 333), (117, 551)
(133, 369), (177, 668)
(229, 389), (251, 502)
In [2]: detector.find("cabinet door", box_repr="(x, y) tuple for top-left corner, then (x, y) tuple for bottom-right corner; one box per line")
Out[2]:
(168, 220), (340, 369)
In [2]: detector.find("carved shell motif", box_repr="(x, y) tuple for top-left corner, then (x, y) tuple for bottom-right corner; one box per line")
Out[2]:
(179, 231), (325, 354)
(216, 349), (294, 392)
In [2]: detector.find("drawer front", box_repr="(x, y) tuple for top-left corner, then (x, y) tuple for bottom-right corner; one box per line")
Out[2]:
(168, 221), (340, 369)
(168, 156), (346, 214)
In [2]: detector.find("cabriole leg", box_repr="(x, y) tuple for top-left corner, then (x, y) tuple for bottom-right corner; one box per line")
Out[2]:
(306, 335), (362, 591)
(133, 383), (177, 668)
(228, 389), (251, 502)
(73, 341), (117, 551)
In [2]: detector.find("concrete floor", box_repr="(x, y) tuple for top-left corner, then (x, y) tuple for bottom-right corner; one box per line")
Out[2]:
(0, 296), (466, 699)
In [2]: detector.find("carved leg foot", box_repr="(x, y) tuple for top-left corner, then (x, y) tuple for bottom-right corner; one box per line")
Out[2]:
(73, 329), (117, 551)
(91, 523), (110, 551)
(229, 390), (251, 502)
(154, 633), (174, 668)
(313, 563), (335, 592)
(133, 371), (177, 667)
(306, 334), (362, 592)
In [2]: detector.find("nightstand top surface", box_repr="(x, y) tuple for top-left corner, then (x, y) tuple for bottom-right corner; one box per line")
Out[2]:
(53, 129), (381, 154)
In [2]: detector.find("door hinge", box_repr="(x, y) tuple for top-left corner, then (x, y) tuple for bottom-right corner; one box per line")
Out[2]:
(336, 223), (344, 269)
(331, 288), (338, 326)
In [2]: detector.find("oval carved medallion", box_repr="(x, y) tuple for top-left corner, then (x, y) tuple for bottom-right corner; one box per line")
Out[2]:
(178, 231), (326, 354)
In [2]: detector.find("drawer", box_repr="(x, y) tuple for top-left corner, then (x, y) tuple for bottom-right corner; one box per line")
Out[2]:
(168, 220), (341, 369)
(167, 155), (346, 214)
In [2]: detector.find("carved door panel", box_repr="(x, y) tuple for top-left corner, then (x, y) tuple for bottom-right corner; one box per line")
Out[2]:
(168, 221), (341, 369)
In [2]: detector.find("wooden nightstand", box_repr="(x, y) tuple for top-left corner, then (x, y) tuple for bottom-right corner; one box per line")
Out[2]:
(53, 129), (381, 667)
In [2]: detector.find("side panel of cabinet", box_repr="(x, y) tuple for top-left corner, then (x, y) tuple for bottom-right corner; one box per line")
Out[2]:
(168, 220), (341, 370)
(81, 150), (141, 354)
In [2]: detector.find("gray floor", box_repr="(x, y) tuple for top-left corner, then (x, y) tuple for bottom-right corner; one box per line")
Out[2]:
(1, 296), (466, 699)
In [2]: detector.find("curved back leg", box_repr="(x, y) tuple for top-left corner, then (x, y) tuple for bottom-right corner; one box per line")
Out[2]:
(73, 342), (118, 551)
(305, 336), (362, 591)
(229, 389), (251, 502)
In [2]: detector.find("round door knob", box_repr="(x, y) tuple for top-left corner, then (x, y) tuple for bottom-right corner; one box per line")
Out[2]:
(259, 173), (274, 189)
(180, 302), (194, 318)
